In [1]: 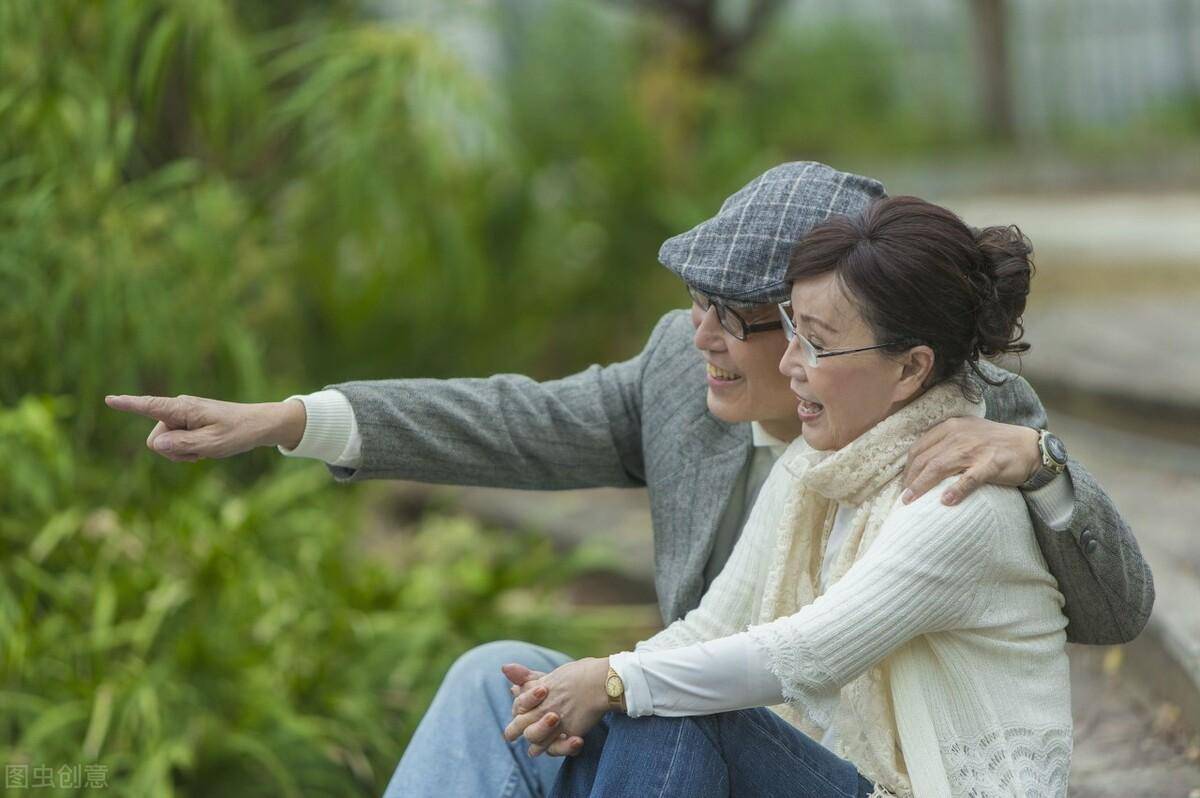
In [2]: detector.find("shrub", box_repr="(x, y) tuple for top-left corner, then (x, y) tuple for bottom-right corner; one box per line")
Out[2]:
(0, 395), (632, 795)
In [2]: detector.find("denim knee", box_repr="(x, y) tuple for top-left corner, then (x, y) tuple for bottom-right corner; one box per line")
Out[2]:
(443, 640), (568, 691)
(608, 711), (715, 741)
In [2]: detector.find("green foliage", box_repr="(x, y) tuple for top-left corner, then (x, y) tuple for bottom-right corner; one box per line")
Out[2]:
(0, 0), (970, 417)
(1, 396), (630, 796)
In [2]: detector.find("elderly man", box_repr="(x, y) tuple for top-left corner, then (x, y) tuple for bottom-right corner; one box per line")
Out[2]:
(106, 162), (1152, 798)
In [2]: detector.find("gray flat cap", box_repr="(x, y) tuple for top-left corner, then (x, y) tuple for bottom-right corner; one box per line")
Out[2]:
(658, 161), (887, 304)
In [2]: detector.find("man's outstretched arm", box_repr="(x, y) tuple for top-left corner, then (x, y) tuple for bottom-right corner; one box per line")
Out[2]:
(275, 313), (686, 491)
(305, 366), (646, 490)
(107, 313), (682, 491)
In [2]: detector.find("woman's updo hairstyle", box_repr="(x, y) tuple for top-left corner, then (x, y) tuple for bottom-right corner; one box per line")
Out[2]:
(784, 195), (1034, 398)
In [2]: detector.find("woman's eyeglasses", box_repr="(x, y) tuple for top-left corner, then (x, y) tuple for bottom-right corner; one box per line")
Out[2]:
(688, 287), (783, 341)
(776, 300), (917, 368)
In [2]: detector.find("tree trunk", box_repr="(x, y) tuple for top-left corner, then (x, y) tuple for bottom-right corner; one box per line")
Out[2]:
(969, 0), (1017, 142)
(631, 0), (786, 73)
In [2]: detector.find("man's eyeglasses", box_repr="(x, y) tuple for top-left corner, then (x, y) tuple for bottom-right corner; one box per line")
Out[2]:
(688, 287), (783, 341)
(776, 300), (917, 368)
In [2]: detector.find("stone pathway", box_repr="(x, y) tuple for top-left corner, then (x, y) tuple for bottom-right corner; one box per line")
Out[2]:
(1069, 644), (1200, 797)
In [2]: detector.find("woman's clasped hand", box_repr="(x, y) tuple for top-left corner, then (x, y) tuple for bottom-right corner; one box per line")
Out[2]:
(501, 658), (609, 757)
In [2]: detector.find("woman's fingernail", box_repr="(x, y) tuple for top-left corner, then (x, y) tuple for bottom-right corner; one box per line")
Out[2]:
(155, 438), (172, 452)
(942, 492), (958, 505)
(547, 715), (558, 726)
(535, 687), (546, 698)
(901, 489), (914, 504)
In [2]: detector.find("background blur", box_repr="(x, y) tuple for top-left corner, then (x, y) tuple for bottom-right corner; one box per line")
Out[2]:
(3, 0), (1198, 795)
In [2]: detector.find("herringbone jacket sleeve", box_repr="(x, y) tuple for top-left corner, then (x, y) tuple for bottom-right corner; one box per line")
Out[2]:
(314, 314), (680, 490)
(978, 362), (1154, 644)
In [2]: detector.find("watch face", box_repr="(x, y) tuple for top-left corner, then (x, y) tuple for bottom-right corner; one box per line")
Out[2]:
(605, 675), (622, 698)
(1045, 433), (1068, 465)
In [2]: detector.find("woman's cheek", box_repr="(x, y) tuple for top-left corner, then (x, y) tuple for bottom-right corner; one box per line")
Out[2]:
(819, 372), (858, 448)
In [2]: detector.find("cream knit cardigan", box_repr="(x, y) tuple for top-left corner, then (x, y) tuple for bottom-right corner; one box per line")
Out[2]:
(637, 380), (1072, 797)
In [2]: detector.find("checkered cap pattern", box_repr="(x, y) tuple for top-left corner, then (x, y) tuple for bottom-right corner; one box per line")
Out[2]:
(658, 161), (887, 305)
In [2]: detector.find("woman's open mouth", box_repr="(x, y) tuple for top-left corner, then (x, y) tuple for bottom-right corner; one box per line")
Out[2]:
(796, 396), (824, 421)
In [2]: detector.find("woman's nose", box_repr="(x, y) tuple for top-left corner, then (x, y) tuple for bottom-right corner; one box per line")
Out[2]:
(779, 337), (807, 379)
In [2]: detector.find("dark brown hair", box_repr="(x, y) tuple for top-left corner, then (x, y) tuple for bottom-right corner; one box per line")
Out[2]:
(784, 195), (1034, 397)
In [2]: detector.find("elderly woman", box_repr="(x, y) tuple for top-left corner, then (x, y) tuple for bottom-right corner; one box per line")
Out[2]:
(503, 195), (1071, 798)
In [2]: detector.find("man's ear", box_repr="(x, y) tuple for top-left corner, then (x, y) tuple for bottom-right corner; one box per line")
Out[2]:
(892, 345), (935, 403)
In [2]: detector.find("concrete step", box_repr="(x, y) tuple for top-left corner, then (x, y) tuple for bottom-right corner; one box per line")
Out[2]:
(1012, 296), (1200, 446)
(943, 191), (1200, 438)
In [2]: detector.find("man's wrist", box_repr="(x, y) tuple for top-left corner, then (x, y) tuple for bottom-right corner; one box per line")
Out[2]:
(269, 399), (307, 450)
(1020, 425), (1042, 483)
(1020, 429), (1069, 491)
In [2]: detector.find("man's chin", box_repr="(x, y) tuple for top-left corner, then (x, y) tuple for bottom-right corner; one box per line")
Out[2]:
(705, 393), (749, 424)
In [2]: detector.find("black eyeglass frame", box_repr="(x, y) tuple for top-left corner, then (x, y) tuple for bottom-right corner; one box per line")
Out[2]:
(687, 286), (783, 341)
(776, 300), (919, 367)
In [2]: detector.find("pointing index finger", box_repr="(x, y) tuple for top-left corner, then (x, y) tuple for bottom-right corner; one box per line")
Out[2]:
(105, 395), (185, 425)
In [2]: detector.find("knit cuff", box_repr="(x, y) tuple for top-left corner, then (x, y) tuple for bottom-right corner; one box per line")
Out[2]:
(1023, 469), (1075, 531)
(276, 390), (356, 465)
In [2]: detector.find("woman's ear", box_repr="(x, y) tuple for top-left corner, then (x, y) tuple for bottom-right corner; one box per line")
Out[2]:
(892, 345), (935, 403)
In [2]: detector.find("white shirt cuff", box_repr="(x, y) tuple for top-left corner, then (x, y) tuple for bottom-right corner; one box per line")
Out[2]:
(1023, 468), (1075, 530)
(611, 634), (785, 719)
(609, 651), (654, 718)
(275, 390), (359, 467)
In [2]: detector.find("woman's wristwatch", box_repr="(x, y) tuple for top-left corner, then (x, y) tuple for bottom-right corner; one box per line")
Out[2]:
(605, 665), (625, 710)
(1020, 429), (1068, 491)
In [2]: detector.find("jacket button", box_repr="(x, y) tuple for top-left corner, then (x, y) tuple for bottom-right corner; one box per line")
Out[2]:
(1081, 528), (1098, 555)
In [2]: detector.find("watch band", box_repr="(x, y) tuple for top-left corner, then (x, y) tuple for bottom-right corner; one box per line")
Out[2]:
(1020, 429), (1067, 491)
(605, 666), (625, 709)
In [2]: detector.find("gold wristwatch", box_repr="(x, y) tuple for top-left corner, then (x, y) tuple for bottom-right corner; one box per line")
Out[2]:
(604, 666), (625, 709)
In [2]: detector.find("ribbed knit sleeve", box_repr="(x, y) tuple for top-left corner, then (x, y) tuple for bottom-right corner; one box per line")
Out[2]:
(1022, 469), (1075, 531)
(276, 390), (361, 467)
(746, 484), (994, 716)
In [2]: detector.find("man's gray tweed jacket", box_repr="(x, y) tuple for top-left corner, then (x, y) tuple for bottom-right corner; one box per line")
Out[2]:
(323, 310), (1154, 645)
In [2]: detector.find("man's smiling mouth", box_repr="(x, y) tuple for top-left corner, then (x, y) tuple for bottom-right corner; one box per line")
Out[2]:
(706, 363), (742, 382)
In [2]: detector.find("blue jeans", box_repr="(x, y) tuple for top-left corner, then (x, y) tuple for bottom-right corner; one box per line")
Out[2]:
(550, 710), (877, 798)
(382, 641), (875, 798)
(382, 640), (573, 798)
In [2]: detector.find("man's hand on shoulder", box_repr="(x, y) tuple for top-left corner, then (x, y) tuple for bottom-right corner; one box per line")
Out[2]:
(900, 417), (1041, 506)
